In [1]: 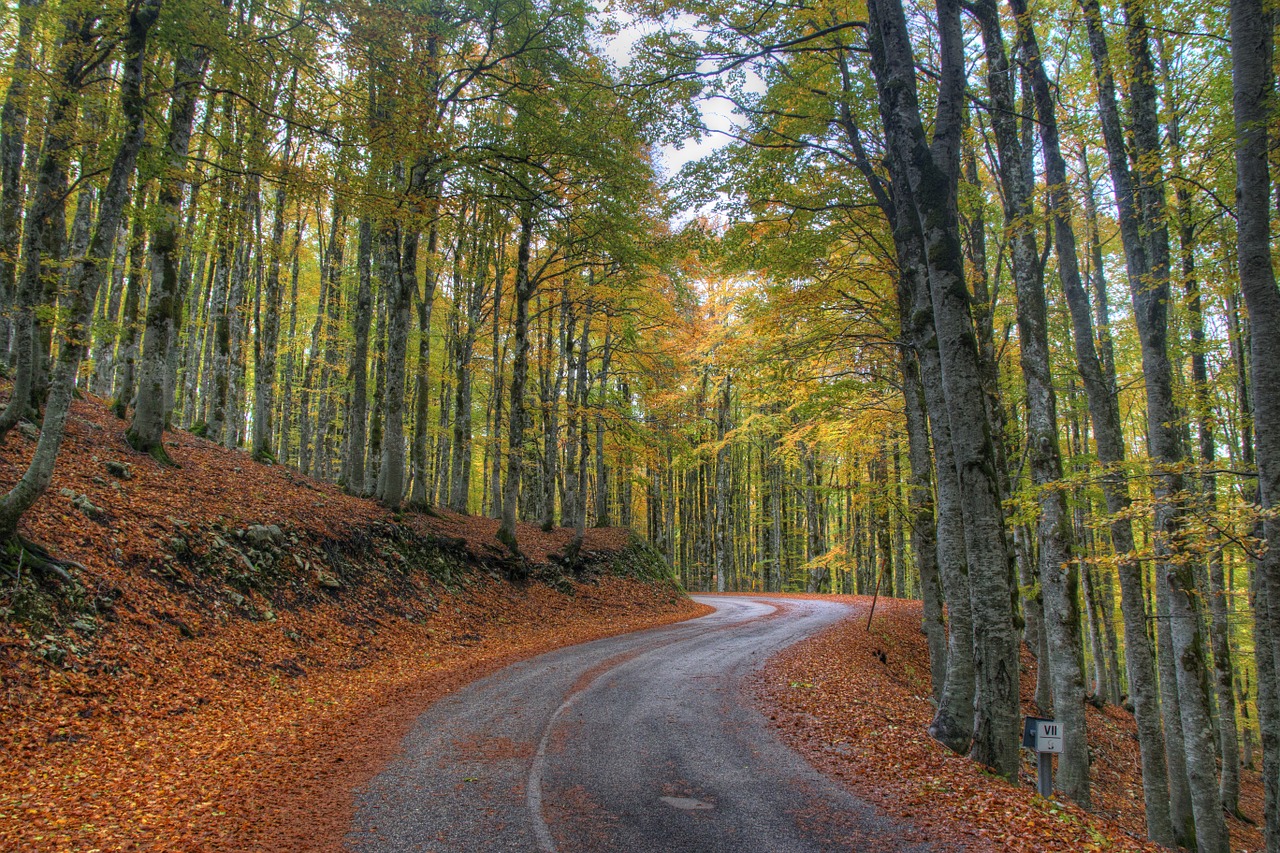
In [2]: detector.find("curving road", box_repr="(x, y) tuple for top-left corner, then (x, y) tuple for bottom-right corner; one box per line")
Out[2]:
(347, 595), (932, 852)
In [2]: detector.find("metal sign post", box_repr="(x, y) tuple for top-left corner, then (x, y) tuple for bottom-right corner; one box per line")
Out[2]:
(1022, 717), (1063, 798)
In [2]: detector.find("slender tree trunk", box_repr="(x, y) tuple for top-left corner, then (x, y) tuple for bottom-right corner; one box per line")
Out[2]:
(714, 375), (732, 593)
(0, 0), (158, 541)
(1012, 0), (1172, 831)
(594, 323), (613, 527)
(250, 73), (296, 463)
(379, 214), (416, 508)
(127, 44), (208, 462)
(409, 217), (439, 505)
(0, 0), (39, 358)
(1081, 0), (1227, 844)
(345, 217), (373, 492)
(0, 13), (94, 436)
(497, 208), (535, 555)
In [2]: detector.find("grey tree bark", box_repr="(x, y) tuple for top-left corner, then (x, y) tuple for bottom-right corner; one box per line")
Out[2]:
(377, 213), (417, 510)
(714, 374), (732, 593)
(496, 207), (536, 555)
(1230, 0), (1280, 845)
(867, 0), (1020, 778)
(0, 12), (94, 436)
(971, 0), (1088, 804)
(250, 71), (296, 464)
(1009, 0), (1171, 834)
(345, 217), (374, 493)
(0, 0), (159, 542)
(127, 42), (209, 462)
(1081, 0), (1227, 845)
(0, 0), (39, 357)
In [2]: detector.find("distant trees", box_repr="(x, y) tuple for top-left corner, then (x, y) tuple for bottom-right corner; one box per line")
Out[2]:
(0, 0), (664, 560)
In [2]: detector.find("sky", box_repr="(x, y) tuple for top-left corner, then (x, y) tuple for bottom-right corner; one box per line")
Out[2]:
(593, 13), (746, 181)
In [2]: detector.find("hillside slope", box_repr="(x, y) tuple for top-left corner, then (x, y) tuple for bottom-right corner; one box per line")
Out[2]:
(0, 390), (703, 852)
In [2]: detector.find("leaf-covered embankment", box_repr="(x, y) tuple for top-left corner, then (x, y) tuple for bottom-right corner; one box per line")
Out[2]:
(0, 390), (704, 852)
(754, 596), (1267, 853)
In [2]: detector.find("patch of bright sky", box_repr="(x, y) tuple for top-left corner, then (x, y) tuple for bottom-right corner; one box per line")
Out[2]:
(590, 11), (763, 184)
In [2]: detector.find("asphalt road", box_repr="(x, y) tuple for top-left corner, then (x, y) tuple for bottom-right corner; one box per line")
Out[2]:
(347, 595), (933, 852)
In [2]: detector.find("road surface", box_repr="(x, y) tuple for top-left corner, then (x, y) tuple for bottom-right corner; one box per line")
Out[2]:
(348, 595), (933, 852)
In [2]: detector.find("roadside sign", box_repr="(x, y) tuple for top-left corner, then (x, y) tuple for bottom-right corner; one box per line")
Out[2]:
(1022, 716), (1045, 749)
(1035, 719), (1063, 754)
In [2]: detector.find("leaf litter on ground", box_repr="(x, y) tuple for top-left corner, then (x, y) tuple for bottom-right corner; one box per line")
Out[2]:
(0, 389), (706, 852)
(752, 595), (1267, 852)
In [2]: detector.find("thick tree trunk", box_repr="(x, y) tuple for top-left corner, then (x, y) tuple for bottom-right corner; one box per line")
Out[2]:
(1230, 0), (1280, 845)
(868, 0), (1018, 778)
(972, 0), (1088, 803)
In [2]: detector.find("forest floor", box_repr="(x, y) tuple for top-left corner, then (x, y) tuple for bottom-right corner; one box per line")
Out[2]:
(754, 594), (1268, 852)
(0, 389), (705, 852)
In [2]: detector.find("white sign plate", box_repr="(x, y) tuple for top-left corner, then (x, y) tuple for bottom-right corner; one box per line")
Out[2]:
(1036, 720), (1063, 754)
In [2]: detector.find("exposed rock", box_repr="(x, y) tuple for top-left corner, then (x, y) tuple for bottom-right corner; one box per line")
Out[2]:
(59, 488), (78, 499)
(245, 524), (285, 548)
(225, 590), (246, 607)
(18, 421), (38, 441)
(71, 494), (103, 518)
(316, 571), (342, 589)
(104, 460), (133, 480)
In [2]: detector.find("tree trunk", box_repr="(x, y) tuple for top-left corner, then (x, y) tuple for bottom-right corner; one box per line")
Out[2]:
(714, 375), (732, 593)
(497, 207), (535, 555)
(0, 0), (158, 541)
(1230, 0), (1280, 844)
(0, 0), (39, 357)
(868, 0), (1019, 778)
(127, 44), (208, 462)
(409, 217), (439, 505)
(1081, 0), (1227, 844)
(250, 73), (296, 464)
(0, 12), (94, 436)
(378, 213), (416, 509)
(1011, 0), (1172, 831)
(972, 0), (1088, 803)
(345, 217), (373, 493)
